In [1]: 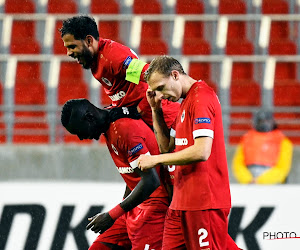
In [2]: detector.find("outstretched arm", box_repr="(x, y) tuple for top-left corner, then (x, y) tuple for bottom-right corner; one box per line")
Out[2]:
(121, 167), (160, 210)
(146, 89), (175, 153)
(138, 136), (212, 170)
(86, 165), (160, 234)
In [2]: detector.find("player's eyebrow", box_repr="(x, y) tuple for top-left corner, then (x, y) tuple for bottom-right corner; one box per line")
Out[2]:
(66, 44), (76, 49)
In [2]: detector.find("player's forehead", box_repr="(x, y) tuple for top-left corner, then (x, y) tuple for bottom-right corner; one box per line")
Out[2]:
(62, 33), (81, 46)
(148, 71), (168, 90)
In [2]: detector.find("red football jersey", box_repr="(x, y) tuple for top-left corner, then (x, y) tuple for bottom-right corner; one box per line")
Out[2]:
(170, 81), (231, 211)
(90, 38), (180, 128)
(104, 117), (169, 209)
(91, 38), (148, 107)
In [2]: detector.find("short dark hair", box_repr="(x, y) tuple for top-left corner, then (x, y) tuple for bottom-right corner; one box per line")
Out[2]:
(61, 98), (89, 128)
(144, 55), (186, 82)
(60, 15), (99, 40)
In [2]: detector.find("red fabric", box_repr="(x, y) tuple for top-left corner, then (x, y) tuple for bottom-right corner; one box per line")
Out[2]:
(91, 206), (167, 250)
(89, 242), (121, 250)
(226, 234), (241, 250)
(108, 204), (125, 220)
(89, 214), (131, 249)
(162, 208), (230, 249)
(105, 118), (169, 208)
(170, 81), (231, 211)
(91, 38), (148, 108)
(91, 38), (178, 128)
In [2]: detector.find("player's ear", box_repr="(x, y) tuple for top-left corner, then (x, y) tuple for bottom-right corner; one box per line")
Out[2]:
(85, 35), (93, 47)
(171, 70), (179, 80)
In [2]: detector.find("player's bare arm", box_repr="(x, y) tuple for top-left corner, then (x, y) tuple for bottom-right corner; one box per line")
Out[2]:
(86, 167), (160, 233)
(146, 89), (174, 153)
(138, 136), (213, 171)
(120, 167), (160, 211)
(123, 185), (132, 199)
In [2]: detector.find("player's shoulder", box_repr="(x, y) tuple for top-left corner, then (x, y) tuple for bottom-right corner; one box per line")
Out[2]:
(193, 80), (215, 95)
(101, 38), (138, 59)
(188, 81), (217, 103)
(113, 118), (149, 136)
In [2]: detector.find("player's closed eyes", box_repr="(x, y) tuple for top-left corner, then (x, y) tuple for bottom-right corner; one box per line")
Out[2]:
(156, 86), (164, 91)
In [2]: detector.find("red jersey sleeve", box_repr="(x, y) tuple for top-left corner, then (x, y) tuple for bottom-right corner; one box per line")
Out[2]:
(125, 135), (151, 169)
(190, 85), (217, 139)
(102, 41), (139, 80)
(113, 120), (153, 169)
(101, 40), (149, 84)
(92, 39), (149, 107)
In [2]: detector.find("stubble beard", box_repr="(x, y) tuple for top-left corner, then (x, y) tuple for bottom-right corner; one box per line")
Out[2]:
(81, 46), (94, 69)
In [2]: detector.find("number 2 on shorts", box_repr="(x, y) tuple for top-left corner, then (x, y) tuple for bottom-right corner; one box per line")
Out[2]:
(198, 228), (209, 247)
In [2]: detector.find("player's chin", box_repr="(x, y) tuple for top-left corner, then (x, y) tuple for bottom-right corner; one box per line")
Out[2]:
(82, 59), (93, 69)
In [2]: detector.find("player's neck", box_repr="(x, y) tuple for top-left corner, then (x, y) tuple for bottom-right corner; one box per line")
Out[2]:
(181, 76), (197, 98)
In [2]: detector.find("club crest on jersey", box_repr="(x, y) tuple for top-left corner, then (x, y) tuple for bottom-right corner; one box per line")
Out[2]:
(181, 110), (185, 123)
(194, 117), (211, 124)
(123, 56), (132, 69)
(128, 143), (143, 156)
(101, 77), (112, 87)
(111, 144), (119, 155)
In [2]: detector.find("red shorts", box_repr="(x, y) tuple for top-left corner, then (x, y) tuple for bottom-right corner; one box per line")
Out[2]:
(162, 208), (230, 250)
(89, 206), (167, 250)
(138, 97), (180, 129)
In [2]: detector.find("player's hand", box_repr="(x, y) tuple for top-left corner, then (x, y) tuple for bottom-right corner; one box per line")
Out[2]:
(137, 154), (158, 171)
(109, 106), (141, 122)
(86, 212), (114, 234)
(146, 89), (162, 111)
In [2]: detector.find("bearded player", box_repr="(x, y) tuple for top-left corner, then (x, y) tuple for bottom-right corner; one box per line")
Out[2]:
(59, 15), (179, 128)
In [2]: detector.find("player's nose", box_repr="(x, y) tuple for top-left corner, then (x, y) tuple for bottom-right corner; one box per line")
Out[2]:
(155, 91), (164, 99)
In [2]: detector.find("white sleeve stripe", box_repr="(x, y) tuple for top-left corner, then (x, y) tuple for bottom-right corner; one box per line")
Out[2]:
(193, 129), (214, 139)
(170, 128), (176, 138)
(129, 151), (150, 169)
